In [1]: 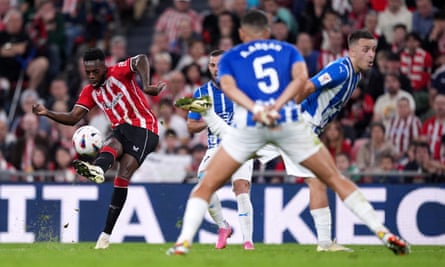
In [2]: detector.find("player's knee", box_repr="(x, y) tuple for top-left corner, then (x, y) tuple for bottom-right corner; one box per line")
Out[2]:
(306, 178), (328, 192)
(233, 180), (250, 195)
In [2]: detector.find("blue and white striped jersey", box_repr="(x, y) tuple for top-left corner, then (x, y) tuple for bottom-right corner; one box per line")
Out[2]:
(188, 81), (233, 149)
(218, 39), (304, 128)
(302, 56), (361, 135)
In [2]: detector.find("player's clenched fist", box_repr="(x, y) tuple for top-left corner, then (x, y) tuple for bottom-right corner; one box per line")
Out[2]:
(32, 103), (47, 116)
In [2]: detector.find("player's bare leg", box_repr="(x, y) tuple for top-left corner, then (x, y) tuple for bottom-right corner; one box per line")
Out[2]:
(300, 146), (410, 255)
(167, 147), (241, 255)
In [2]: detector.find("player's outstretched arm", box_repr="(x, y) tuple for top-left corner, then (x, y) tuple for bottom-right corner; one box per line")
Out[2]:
(131, 54), (166, 95)
(32, 104), (87, 126)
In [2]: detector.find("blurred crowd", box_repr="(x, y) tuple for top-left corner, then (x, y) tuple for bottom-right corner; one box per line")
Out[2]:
(1, 0), (445, 184)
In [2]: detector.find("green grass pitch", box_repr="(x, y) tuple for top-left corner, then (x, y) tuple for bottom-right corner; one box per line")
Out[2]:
(1, 243), (443, 267)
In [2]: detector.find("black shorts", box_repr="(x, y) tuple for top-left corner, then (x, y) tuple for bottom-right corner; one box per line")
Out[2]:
(110, 124), (159, 165)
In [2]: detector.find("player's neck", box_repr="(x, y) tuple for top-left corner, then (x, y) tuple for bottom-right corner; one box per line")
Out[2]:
(349, 57), (361, 73)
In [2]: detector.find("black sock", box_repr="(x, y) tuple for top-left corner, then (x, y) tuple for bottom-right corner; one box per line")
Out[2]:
(94, 152), (115, 173)
(103, 187), (128, 234)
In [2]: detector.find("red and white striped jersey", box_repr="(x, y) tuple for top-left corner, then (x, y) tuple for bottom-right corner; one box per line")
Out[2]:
(386, 115), (422, 155)
(75, 58), (158, 134)
(400, 48), (432, 91)
(421, 116), (445, 161)
(318, 49), (349, 70)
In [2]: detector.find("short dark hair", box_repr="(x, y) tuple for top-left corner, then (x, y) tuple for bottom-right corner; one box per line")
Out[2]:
(241, 9), (269, 30)
(83, 48), (105, 62)
(348, 29), (375, 46)
(209, 49), (224, 57)
(370, 121), (386, 134)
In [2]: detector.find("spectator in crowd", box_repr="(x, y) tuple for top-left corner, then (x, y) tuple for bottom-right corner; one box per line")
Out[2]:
(10, 90), (51, 139)
(105, 35), (127, 67)
(363, 50), (390, 101)
(363, 10), (389, 52)
(339, 83), (375, 140)
(182, 62), (205, 89)
(356, 122), (398, 172)
(149, 52), (173, 102)
(0, 149), (16, 180)
(149, 31), (180, 69)
(377, 0), (412, 43)
(320, 120), (352, 159)
(319, 9), (343, 51)
(385, 52), (414, 93)
(29, 144), (52, 182)
(298, 0), (330, 39)
(424, 10), (445, 66)
(412, 0), (438, 40)
(335, 152), (361, 183)
(373, 73), (416, 129)
(157, 98), (190, 147)
(372, 153), (402, 184)
(169, 17), (203, 56)
(400, 32), (433, 114)
(386, 97), (422, 158)
(217, 35), (234, 51)
(201, 0), (228, 48)
(27, 0), (66, 82)
(9, 112), (50, 180)
(431, 59), (445, 94)
(157, 70), (192, 112)
(52, 146), (77, 183)
(155, 0), (202, 44)
(262, 0), (298, 36)
(343, 0), (369, 34)
(212, 10), (241, 49)
(403, 140), (445, 182)
(185, 143), (207, 180)
(0, 9), (49, 93)
(390, 23), (408, 54)
(159, 128), (181, 154)
(228, 0), (250, 20)
(318, 29), (348, 70)
(420, 93), (445, 161)
(175, 39), (208, 73)
(45, 77), (76, 111)
(295, 32), (320, 76)
(271, 17), (295, 43)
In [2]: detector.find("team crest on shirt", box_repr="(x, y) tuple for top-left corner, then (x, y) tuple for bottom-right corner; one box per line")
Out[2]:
(104, 92), (123, 109)
(317, 73), (332, 86)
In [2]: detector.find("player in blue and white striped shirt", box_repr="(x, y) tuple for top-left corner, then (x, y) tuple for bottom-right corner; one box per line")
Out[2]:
(258, 32), (373, 251)
(168, 11), (409, 256)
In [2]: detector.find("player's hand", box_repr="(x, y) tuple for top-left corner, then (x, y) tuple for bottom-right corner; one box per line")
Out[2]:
(32, 103), (47, 116)
(252, 104), (280, 127)
(144, 81), (167, 96)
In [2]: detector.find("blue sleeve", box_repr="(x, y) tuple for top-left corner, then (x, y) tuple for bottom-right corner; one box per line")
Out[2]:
(310, 62), (348, 91)
(217, 52), (233, 83)
(187, 88), (203, 120)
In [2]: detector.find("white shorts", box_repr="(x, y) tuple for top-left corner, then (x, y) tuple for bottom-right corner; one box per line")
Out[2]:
(198, 147), (253, 182)
(256, 144), (315, 178)
(222, 121), (321, 175)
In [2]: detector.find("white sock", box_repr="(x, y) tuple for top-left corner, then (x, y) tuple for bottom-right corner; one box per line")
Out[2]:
(310, 207), (332, 246)
(343, 190), (388, 234)
(202, 109), (230, 137)
(177, 197), (208, 245)
(236, 193), (253, 242)
(208, 193), (228, 228)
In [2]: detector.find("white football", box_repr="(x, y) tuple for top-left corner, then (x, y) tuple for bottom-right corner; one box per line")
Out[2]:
(72, 125), (103, 156)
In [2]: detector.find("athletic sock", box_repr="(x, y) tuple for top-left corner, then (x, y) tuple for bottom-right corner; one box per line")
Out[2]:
(236, 193), (253, 242)
(343, 190), (388, 234)
(208, 193), (228, 228)
(94, 146), (117, 173)
(177, 197), (208, 245)
(103, 177), (129, 234)
(310, 207), (332, 246)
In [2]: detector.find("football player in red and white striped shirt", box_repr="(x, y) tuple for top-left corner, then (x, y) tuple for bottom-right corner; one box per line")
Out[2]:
(32, 48), (166, 249)
(386, 97), (422, 158)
